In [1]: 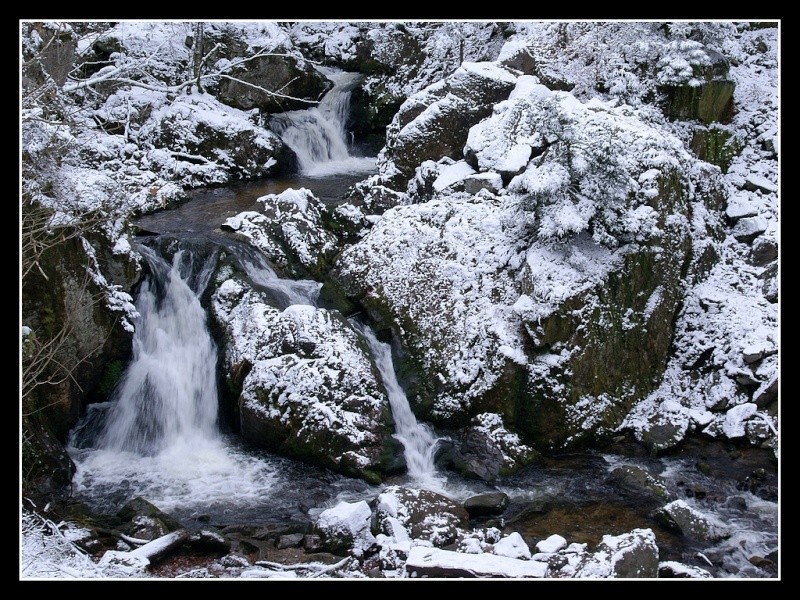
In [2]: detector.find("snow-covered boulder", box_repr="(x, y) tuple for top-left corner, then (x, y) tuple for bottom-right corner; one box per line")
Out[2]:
(315, 500), (376, 557)
(222, 188), (340, 277)
(373, 486), (470, 548)
(405, 546), (548, 578)
(653, 500), (729, 542)
(492, 532), (531, 560)
(138, 92), (293, 186)
(378, 61), (518, 187)
(214, 53), (331, 114)
(335, 78), (726, 449)
(658, 561), (712, 578)
(210, 278), (394, 481)
(660, 46), (735, 124)
(555, 528), (660, 578)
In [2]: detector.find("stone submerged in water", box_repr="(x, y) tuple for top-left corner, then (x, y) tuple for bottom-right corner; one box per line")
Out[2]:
(463, 492), (510, 518)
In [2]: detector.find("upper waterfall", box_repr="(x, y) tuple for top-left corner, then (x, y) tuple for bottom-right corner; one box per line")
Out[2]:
(269, 67), (376, 177)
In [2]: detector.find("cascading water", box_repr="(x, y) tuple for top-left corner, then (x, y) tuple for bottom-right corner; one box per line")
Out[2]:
(67, 240), (358, 522)
(269, 67), (376, 177)
(351, 321), (446, 491)
(227, 242), (321, 309)
(96, 246), (219, 456)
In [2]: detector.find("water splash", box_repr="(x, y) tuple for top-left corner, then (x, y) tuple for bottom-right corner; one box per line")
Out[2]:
(270, 67), (375, 177)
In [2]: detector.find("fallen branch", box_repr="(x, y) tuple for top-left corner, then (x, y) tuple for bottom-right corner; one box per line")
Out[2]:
(129, 529), (190, 562)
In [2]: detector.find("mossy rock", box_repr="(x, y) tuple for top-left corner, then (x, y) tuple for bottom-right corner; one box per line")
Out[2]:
(662, 80), (736, 124)
(690, 126), (742, 172)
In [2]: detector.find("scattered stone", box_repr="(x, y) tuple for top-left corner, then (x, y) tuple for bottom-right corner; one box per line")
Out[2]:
(493, 532), (531, 560)
(743, 174), (778, 194)
(658, 561), (712, 578)
(535, 534), (567, 554)
(732, 216), (768, 243)
(276, 533), (305, 550)
(405, 546), (548, 578)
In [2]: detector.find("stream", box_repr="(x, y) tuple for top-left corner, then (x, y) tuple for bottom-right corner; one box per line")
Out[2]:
(65, 68), (778, 579)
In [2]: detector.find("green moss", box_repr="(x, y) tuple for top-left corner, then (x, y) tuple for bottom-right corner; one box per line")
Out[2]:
(662, 80), (735, 124)
(691, 127), (742, 173)
(94, 359), (124, 400)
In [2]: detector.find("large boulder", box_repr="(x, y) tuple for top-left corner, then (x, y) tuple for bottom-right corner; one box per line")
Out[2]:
(221, 189), (340, 278)
(452, 413), (539, 482)
(315, 500), (376, 557)
(333, 76), (725, 450)
(214, 53), (331, 113)
(653, 500), (730, 542)
(555, 529), (660, 578)
(138, 93), (294, 186)
(210, 277), (394, 482)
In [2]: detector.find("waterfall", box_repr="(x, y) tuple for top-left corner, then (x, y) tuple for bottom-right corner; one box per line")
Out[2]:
(270, 67), (375, 177)
(227, 242), (322, 308)
(351, 321), (445, 489)
(97, 246), (219, 456)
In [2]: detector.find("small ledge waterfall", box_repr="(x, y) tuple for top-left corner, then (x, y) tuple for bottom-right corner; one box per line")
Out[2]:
(351, 321), (446, 490)
(269, 67), (375, 177)
(96, 246), (220, 456)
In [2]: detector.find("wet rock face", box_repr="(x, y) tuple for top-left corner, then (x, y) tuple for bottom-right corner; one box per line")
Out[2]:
(452, 413), (539, 482)
(210, 277), (394, 482)
(463, 492), (510, 518)
(653, 500), (729, 542)
(607, 466), (672, 505)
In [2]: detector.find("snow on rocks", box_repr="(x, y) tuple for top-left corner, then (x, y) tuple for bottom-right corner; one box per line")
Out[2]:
(535, 534), (567, 554)
(378, 61), (518, 187)
(658, 561), (713, 578)
(553, 529), (660, 578)
(493, 532), (532, 560)
(210, 277), (393, 480)
(222, 188), (339, 276)
(138, 92), (290, 186)
(316, 500), (376, 557)
(654, 500), (730, 542)
(374, 486), (469, 548)
(452, 413), (539, 482)
(337, 71), (720, 449)
(405, 546), (548, 578)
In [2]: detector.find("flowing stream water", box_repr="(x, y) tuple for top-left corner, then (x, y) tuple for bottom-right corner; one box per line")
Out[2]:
(66, 68), (778, 578)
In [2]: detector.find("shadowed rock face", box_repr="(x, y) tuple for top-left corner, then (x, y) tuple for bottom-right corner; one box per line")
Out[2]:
(215, 54), (332, 113)
(661, 48), (735, 124)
